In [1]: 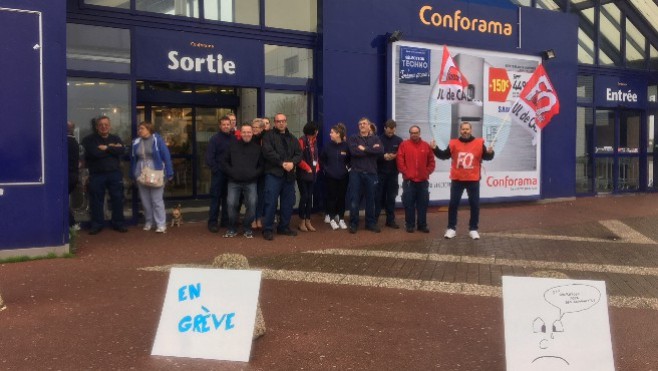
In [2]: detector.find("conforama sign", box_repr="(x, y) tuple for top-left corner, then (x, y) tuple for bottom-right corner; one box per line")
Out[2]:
(134, 28), (263, 86)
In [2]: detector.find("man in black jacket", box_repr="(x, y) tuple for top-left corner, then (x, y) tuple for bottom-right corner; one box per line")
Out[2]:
(260, 113), (302, 240)
(222, 122), (263, 239)
(205, 116), (234, 233)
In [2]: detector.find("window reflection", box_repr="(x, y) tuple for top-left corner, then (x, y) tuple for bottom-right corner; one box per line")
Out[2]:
(136, 0), (199, 18)
(265, 0), (317, 32)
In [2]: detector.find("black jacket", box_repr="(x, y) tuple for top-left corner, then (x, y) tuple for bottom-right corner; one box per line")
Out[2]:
(222, 139), (263, 183)
(261, 129), (302, 181)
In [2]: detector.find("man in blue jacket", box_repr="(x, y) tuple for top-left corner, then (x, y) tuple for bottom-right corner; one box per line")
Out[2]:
(205, 116), (234, 233)
(347, 117), (384, 234)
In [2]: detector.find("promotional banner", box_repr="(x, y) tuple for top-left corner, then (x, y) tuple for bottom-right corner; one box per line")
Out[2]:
(392, 42), (544, 201)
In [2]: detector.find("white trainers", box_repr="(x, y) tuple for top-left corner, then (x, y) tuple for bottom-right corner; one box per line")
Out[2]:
(156, 226), (166, 233)
(143, 224), (152, 231)
(324, 214), (331, 223)
(469, 230), (480, 240)
(444, 228), (456, 239)
(338, 219), (348, 230)
(329, 219), (339, 230)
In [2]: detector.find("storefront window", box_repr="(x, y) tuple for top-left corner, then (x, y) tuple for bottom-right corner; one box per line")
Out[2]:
(265, 0), (317, 32)
(67, 77), (132, 223)
(625, 19), (646, 69)
(577, 75), (593, 104)
(576, 107), (593, 193)
(66, 24), (130, 74)
(264, 45), (313, 85)
(265, 90), (311, 137)
(599, 3), (622, 67)
(136, 0), (199, 18)
(84, 0), (129, 9)
(204, 0), (259, 25)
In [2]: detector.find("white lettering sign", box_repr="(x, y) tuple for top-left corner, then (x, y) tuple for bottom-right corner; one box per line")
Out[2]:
(606, 88), (637, 102)
(167, 51), (236, 75)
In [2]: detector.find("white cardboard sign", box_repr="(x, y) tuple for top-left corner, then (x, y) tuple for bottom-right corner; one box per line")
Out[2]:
(151, 267), (262, 362)
(502, 276), (615, 371)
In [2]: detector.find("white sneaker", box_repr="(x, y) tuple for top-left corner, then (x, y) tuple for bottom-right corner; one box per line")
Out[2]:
(143, 224), (152, 231)
(469, 230), (480, 240)
(338, 219), (348, 230)
(156, 226), (166, 233)
(444, 228), (456, 239)
(71, 224), (81, 231)
(324, 214), (331, 223)
(329, 220), (339, 230)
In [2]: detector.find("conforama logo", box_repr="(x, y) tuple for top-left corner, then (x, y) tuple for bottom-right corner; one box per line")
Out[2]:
(418, 6), (513, 36)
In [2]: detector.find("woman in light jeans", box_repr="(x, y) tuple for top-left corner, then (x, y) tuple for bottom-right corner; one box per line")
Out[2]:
(131, 122), (173, 233)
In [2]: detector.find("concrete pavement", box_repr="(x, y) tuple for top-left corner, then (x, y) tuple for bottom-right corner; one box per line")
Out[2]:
(2, 194), (658, 370)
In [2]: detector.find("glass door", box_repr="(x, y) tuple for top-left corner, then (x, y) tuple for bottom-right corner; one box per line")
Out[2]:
(593, 109), (643, 193)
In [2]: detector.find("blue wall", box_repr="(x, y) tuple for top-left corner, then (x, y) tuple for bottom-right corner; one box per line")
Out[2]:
(0, 0), (67, 250)
(321, 0), (578, 199)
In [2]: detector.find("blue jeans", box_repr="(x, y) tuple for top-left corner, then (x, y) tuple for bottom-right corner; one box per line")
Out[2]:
(348, 171), (378, 229)
(208, 170), (228, 227)
(88, 171), (125, 229)
(401, 180), (429, 230)
(226, 181), (257, 232)
(254, 175), (266, 220)
(448, 180), (480, 231)
(375, 172), (399, 224)
(263, 173), (296, 232)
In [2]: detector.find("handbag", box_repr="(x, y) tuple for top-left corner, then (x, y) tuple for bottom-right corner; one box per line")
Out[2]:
(136, 140), (164, 188)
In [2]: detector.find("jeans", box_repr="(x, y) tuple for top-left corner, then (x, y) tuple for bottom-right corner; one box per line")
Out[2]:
(226, 181), (257, 232)
(254, 175), (266, 220)
(375, 172), (400, 224)
(348, 171), (378, 229)
(401, 180), (429, 230)
(297, 179), (315, 219)
(208, 170), (228, 227)
(448, 180), (480, 231)
(88, 171), (125, 229)
(137, 183), (166, 228)
(262, 173), (296, 232)
(325, 176), (348, 220)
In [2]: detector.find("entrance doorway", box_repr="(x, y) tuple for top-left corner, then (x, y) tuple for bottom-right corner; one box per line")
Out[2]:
(136, 81), (256, 199)
(592, 109), (644, 193)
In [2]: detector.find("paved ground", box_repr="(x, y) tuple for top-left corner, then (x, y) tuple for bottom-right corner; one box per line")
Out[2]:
(3, 194), (658, 370)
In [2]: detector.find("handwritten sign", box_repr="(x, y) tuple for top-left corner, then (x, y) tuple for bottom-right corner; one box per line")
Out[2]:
(151, 267), (262, 362)
(502, 276), (614, 371)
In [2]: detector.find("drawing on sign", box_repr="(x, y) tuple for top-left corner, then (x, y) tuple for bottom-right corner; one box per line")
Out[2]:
(530, 284), (601, 367)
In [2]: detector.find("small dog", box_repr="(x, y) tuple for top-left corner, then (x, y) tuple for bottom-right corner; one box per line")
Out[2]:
(170, 204), (183, 227)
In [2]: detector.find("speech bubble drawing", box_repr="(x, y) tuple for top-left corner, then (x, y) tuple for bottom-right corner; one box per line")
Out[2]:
(544, 284), (601, 319)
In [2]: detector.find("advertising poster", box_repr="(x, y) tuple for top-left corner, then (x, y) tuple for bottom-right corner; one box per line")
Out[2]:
(392, 42), (543, 201)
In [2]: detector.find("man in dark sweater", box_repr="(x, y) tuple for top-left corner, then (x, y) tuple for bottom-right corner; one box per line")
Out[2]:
(347, 117), (384, 234)
(81, 116), (127, 235)
(260, 113), (302, 241)
(375, 119), (403, 229)
(222, 123), (263, 238)
(205, 116), (234, 233)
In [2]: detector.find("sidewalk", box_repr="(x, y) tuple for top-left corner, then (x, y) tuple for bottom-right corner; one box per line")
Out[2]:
(2, 194), (658, 370)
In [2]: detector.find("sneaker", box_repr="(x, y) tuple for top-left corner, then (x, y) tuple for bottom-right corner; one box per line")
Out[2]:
(155, 226), (166, 233)
(208, 224), (219, 233)
(71, 224), (81, 231)
(329, 220), (339, 230)
(223, 230), (237, 238)
(338, 220), (348, 230)
(444, 228), (457, 239)
(469, 230), (480, 240)
(366, 225), (381, 233)
(143, 224), (152, 231)
(324, 214), (331, 223)
(244, 230), (254, 239)
(277, 228), (298, 236)
(385, 221), (400, 229)
(263, 230), (274, 241)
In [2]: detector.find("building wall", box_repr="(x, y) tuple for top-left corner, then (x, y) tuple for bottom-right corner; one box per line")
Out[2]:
(0, 1), (68, 252)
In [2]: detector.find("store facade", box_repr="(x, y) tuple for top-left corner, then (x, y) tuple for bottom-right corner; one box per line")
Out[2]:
(1, 0), (658, 255)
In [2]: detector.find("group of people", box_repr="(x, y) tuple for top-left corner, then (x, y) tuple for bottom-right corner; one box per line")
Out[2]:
(74, 112), (494, 241)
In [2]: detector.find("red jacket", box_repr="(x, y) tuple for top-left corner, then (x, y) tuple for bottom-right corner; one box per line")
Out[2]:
(396, 139), (435, 182)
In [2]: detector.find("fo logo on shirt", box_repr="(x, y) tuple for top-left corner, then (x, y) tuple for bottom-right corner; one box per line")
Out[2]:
(457, 152), (474, 169)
